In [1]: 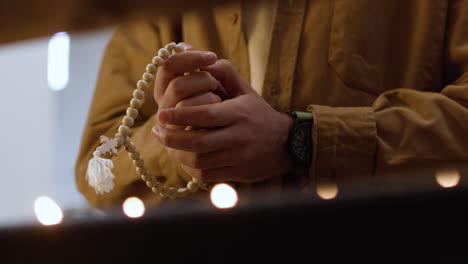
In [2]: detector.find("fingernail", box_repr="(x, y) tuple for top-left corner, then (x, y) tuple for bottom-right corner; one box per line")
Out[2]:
(158, 111), (168, 123)
(152, 125), (162, 137)
(202, 52), (217, 63)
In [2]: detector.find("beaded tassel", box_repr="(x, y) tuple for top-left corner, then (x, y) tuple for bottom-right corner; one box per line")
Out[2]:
(86, 151), (116, 194)
(86, 136), (119, 194)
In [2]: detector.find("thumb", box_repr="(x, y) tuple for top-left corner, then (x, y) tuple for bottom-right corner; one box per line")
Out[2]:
(202, 59), (254, 98)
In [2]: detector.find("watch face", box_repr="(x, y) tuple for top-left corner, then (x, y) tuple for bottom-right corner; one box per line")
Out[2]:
(291, 123), (312, 166)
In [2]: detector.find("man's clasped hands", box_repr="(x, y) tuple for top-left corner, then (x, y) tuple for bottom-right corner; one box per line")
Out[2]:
(152, 44), (294, 184)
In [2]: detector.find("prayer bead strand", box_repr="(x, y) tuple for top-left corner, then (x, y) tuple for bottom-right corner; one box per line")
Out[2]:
(110, 42), (208, 200)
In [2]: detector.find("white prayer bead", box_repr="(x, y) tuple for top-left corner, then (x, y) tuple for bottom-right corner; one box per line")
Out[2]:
(126, 107), (138, 118)
(127, 141), (136, 153)
(159, 186), (169, 197)
(165, 43), (175, 52)
(133, 89), (145, 100)
(192, 177), (201, 184)
(133, 159), (144, 168)
(158, 48), (170, 59)
(146, 179), (156, 188)
(118, 125), (130, 136)
(137, 80), (148, 90)
(146, 64), (157, 74)
(130, 98), (142, 109)
(128, 151), (139, 160)
(152, 56), (164, 66)
(152, 183), (163, 194)
(176, 188), (189, 198)
(187, 181), (199, 192)
(174, 44), (185, 54)
(123, 136), (131, 147)
(167, 187), (176, 199)
(141, 174), (151, 181)
(114, 133), (124, 145)
(142, 72), (153, 82)
(122, 116), (134, 127)
(136, 167), (146, 176)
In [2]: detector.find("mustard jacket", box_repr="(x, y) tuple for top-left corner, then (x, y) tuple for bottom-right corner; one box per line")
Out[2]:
(76, 0), (468, 208)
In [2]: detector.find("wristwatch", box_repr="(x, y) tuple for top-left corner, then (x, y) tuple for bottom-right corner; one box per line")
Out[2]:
(285, 111), (314, 168)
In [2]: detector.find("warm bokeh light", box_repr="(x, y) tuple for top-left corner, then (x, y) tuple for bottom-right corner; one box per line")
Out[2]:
(317, 183), (339, 200)
(34, 196), (63, 226)
(210, 183), (238, 209)
(436, 169), (461, 188)
(123, 197), (145, 218)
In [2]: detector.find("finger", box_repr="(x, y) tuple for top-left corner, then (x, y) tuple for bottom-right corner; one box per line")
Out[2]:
(202, 59), (252, 97)
(175, 92), (221, 108)
(169, 91), (221, 131)
(167, 148), (233, 170)
(160, 71), (218, 109)
(154, 51), (217, 102)
(152, 125), (235, 153)
(158, 100), (241, 128)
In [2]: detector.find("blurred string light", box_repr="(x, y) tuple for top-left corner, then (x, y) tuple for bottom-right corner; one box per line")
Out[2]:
(210, 183), (238, 209)
(436, 168), (461, 188)
(34, 196), (63, 226)
(316, 183), (339, 200)
(122, 197), (145, 218)
(47, 32), (70, 91)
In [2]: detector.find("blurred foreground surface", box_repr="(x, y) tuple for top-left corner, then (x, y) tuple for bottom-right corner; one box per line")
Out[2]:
(2, 165), (468, 262)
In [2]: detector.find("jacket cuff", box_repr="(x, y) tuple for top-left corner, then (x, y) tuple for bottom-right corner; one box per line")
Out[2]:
(305, 105), (377, 195)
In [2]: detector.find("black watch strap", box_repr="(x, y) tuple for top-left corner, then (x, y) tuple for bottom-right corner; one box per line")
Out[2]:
(286, 111), (314, 176)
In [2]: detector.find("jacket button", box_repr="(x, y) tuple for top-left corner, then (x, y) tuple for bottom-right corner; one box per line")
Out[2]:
(229, 14), (238, 25)
(271, 86), (278, 95)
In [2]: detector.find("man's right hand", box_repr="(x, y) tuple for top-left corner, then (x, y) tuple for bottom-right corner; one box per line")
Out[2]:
(153, 44), (223, 117)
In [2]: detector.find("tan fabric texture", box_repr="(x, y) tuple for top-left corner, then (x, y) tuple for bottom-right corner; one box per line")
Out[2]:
(242, 0), (275, 94)
(76, 0), (468, 209)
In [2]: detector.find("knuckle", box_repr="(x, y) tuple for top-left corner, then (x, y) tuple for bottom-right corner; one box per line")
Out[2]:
(204, 108), (221, 126)
(236, 107), (250, 122)
(204, 108), (217, 121)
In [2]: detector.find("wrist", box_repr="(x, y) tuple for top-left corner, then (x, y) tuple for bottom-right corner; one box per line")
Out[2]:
(278, 112), (294, 146)
(277, 112), (295, 173)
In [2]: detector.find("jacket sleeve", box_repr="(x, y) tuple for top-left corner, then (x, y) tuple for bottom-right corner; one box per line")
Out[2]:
(307, 0), (468, 192)
(75, 18), (193, 209)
